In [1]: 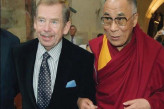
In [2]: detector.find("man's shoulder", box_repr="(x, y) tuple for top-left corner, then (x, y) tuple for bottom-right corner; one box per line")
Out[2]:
(89, 35), (103, 44)
(144, 34), (162, 50)
(89, 35), (104, 52)
(17, 38), (38, 47)
(13, 38), (38, 54)
(1, 28), (20, 43)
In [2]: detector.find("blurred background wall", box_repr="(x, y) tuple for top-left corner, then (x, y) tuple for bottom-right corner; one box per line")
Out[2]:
(1, 0), (164, 43)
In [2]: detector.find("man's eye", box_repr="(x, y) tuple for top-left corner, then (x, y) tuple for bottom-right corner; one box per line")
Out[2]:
(52, 20), (58, 24)
(106, 17), (112, 21)
(116, 17), (126, 21)
(39, 19), (45, 23)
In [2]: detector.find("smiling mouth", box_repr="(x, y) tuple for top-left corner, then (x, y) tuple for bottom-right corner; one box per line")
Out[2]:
(40, 33), (53, 38)
(40, 34), (54, 41)
(44, 35), (51, 38)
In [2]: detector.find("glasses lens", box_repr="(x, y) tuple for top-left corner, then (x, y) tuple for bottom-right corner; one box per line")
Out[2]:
(116, 17), (127, 26)
(101, 17), (112, 26)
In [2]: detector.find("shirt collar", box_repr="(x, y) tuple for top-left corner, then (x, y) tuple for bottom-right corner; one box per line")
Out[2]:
(36, 39), (62, 62)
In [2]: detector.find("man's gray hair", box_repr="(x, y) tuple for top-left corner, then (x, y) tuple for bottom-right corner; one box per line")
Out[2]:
(35, 0), (70, 24)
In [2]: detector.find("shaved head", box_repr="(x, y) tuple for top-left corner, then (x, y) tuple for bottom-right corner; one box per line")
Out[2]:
(127, 0), (137, 13)
(105, 0), (137, 13)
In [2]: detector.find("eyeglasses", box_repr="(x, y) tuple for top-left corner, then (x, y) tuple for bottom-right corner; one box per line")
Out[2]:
(101, 13), (136, 26)
(36, 17), (61, 28)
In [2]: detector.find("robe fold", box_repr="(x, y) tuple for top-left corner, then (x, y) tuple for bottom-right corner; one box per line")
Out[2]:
(89, 24), (164, 109)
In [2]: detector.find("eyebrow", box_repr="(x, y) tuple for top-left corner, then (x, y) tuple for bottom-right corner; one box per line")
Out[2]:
(103, 12), (110, 16)
(103, 12), (126, 17)
(51, 18), (60, 21)
(37, 16), (44, 19)
(117, 13), (125, 16)
(37, 17), (60, 21)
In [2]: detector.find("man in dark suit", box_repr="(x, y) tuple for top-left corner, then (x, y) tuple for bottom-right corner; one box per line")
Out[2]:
(12, 0), (96, 109)
(1, 28), (20, 109)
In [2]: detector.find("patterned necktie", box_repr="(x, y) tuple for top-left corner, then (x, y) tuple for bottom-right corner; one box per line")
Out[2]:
(37, 52), (52, 109)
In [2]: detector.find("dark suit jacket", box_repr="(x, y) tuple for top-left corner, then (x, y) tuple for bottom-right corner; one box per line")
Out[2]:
(13, 38), (95, 109)
(1, 28), (20, 109)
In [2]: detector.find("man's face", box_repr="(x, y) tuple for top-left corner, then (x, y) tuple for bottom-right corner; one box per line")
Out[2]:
(34, 4), (70, 51)
(69, 26), (76, 36)
(103, 0), (138, 51)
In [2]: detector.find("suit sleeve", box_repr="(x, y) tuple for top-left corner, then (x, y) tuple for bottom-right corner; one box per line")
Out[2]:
(77, 53), (96, 104)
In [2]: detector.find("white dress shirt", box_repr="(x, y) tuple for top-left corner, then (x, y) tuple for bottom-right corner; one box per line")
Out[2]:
(33, 40), (62, 101)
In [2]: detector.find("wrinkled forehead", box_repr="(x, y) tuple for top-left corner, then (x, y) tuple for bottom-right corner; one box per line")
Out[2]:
(103, 12), (126, 17)
(103, 0), (133, 17)
(36, 3), (63, 16)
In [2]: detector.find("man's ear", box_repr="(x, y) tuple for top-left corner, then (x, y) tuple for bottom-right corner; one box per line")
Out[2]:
(63, 21), (71, 35)
(133, 13), (138, 27)
(34, 17), (37, 30)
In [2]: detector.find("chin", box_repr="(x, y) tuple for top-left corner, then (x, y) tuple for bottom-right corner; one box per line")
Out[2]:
(41, 41), (53, 47)
(110, 41), (120, 46)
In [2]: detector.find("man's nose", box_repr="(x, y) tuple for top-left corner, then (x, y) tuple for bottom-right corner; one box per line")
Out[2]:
(110, 21), (119, 32)
(43, 22), (51, 31)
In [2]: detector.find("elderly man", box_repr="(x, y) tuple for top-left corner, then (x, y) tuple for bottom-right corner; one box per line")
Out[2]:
(12, 0), (96, 109)
(85, 0), (164, 109)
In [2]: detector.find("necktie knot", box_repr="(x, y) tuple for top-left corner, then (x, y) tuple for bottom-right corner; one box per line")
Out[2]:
(43, 52), (50, 60)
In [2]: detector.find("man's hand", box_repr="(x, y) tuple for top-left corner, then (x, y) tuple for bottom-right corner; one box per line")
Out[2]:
(77, 98), (98, 109)
(154, 29), (164, 40)
(123, 98), (151, 109)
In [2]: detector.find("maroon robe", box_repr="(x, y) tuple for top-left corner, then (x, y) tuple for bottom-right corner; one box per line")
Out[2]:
(89, 24), (164, 109)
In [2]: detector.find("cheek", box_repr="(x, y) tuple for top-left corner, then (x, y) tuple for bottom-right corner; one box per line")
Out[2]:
(34, 22), (42, 30)
(121, 29), (132, 42)
(35, 26), (43, 33)
(104, 26), (110, 34)
(104, 26), (108, 31)
(55, 29), (64, 38)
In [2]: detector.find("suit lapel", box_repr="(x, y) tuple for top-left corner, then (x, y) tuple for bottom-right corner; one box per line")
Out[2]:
(48, 38), (73, 108)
